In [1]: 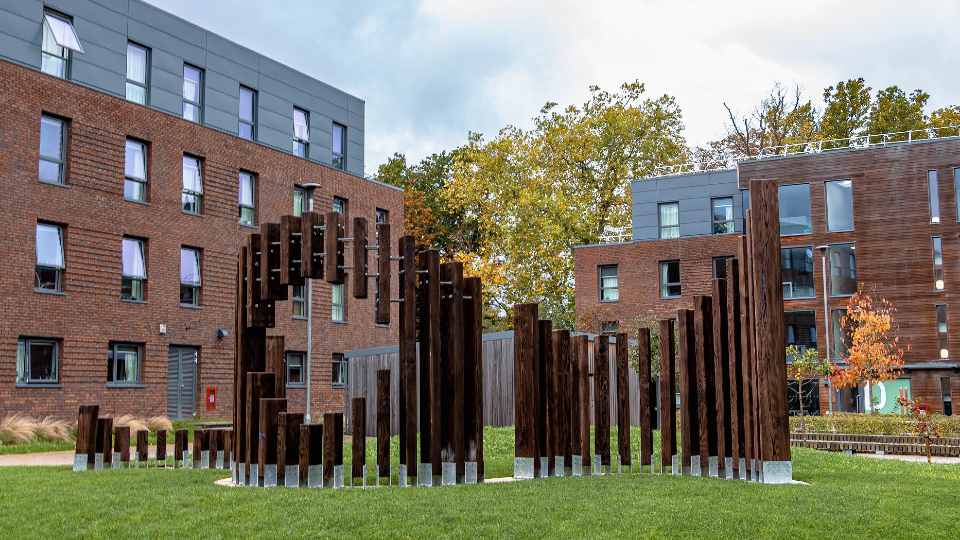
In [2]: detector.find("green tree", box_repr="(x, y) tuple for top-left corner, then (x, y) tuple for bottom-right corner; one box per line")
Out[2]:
(447, 82), (686, 328)
(867, 86), (929, 135)
(929, 105), (960, 136)
(819, 78), (872, 141)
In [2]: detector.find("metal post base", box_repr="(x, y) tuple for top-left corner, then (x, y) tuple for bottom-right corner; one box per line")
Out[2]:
(418, 463), (433, 487)
(690, 456), (701, 477)
(739, 458), (747, 481)
(200, 451), (210, 469)
(750, 459), (759, 482)
(553, 457), (565, 477)
(760, 461), (794, 484)
(398, 465), (408, 487)
(73, 453), (87, 472)
(538, 457), (550, 478)
(334, 465), (344, 489)
(672, 455), (680, 476)
(250, 464), (260, 487)
(571, 455), (582, 477)
(236, 463), (246, 486)
(465, 462), (478, 484)
(285, 465), (299, 488)
(708, 456), (719, 478)
(263, 464), (278, 487)
(182, 451), (191, 469)
(111, 452), (121, 469)
(307, 464), (323, 488)
(216, 451), (225, 470)
(351, 465), (368, 488)
(724, 458), (734, 480)
(94, 453), (103, 471)
(441, 462), (457, 485)
(514, 457), (534, 479)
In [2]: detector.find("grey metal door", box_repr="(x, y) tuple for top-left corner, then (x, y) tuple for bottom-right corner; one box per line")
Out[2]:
(167, 346), (198, 419)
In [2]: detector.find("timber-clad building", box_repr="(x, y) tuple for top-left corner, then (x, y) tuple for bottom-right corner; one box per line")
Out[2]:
(575, 137), (960, 416)
(0, 0), (402, 419)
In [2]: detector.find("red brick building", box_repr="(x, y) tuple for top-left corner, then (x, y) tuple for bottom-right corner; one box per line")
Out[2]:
(0, 3), (402, 420)
(575, 138), (960, 416)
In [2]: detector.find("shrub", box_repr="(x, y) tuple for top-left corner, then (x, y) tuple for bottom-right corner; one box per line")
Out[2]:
(114, 414), (149, 434)
(146, 416), (173, 432)
(791, 412), (960, 437)
(0, 414), (35, 445)
(33, 416), (71, 442)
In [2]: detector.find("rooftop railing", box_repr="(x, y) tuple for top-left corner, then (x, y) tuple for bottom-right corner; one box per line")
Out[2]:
(651, 124), (960, 178)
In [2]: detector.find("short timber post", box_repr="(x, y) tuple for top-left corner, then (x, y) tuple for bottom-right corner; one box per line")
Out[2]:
(726, 258), (746, 481)
(278, 412), (304, 488)
(74, 405), (98, 471)
(513, 303), (538, 479)
(300, 423), (323, 488)
(259, 398), (287, 487)
(376, 369), (391, 485)
(577, 335), (592, 476)
(569, 335), (585, 476)
(463, 276), (483, 483)
(352, 398), (367, 487)
(323, 412), (344, 488)
(156, 430), (167, 467)
(174, 428), (188, 469)
(553, 330), (572, 477)
(136, 429), (148, 467)
(113, 426), (130, 469)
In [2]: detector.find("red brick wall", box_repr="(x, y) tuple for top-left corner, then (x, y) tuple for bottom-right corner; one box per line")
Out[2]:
(0, 60), (402, 420)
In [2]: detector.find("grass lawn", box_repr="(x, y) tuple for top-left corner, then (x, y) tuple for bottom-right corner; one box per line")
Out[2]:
(0, 427), (957, 538)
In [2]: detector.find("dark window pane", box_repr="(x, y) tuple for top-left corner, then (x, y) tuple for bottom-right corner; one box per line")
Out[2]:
(778, 184), (811, 235)
(828, 244), (856, 296)
(781, 246), (814, 299)
(826, 180), (853, 232)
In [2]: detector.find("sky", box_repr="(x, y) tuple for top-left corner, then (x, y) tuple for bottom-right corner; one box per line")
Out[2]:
(149, 0), (960, 177)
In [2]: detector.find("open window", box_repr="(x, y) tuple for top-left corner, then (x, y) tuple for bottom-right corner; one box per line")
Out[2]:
(41, 10), (84, 78)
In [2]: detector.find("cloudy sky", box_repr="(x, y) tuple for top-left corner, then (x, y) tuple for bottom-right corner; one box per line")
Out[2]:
(150, 0), (959, 176)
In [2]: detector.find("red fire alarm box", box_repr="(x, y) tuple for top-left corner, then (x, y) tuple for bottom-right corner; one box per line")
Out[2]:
(205, 385), (217, 411)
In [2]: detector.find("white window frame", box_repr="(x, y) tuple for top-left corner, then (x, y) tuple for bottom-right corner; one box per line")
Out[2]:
(332, 283), (345, 322)
(658, 202), (679, 239)
(41, 10), (83, 78)
(125, 42), (149, 105)
(182, 64), (203, 123)
(121, 236), (147, 302)
(598, 264), (619, 302)
(285, 351), (306, 387)
(660, 260), (681, 298)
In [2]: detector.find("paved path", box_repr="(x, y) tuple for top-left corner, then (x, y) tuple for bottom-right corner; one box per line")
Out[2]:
(858, 452), (960, 465)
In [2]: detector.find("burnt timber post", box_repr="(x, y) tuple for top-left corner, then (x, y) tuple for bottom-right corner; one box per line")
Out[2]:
(637, 327), (653, 471)
(569, 334), (585, 476)
(748, 179), (792, 483)
(136, 429), (148, 467)
(299, 423), (323, 488)
(278, 412), (304, 488)
(246, 372), (275, 485)
(726, 258), (746, 480)
(737, 235), (756, 481)
(577, 334), (592, 475)
(442, 261), (466, 484)
(677, 308), (698, 475)
(712, 277), (733, 479)
(536, 319), (552, 478)
(74, 405), (98, 471)
(173, 427), (187, 469)
(114, 426), (130, 468)
(615, 332), (632, 471)
(693, 295), (717, 477)
(513, 303), (538, 479)
(593, 334), (611, 474)
(351, 397), (367, 486)
(416, 249), (442, 485)
(552, 329), (572, 476)
(463, 276), (484, 483)
(376, 369), (391, 484)
(323, 412), (345, 488)
(156, 430), (167, 467)
(659, 319), (677, 473)
(259, 397), (287, 487)
(398, 236), (417, 486)
(191, 429), (205, 469)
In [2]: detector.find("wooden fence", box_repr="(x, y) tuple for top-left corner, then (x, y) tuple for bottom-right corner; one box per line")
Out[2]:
(345, 331), (660, 436)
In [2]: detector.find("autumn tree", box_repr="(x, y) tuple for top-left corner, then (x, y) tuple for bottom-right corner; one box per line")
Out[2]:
(929, 105), (960, 136)
(866, 86), (929, 135)
(447, 81), (686, 328)
(896, 394), (941, 464)
(785, 345), (830, 431)
(719, 82), (816, 157)
(830, 289), (906, 413)
(819, 78), (872, 140)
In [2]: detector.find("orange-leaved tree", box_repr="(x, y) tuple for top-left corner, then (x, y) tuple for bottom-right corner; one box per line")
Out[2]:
(830, 289), (906, 413)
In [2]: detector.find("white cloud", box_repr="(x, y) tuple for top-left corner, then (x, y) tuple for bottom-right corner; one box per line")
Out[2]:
(149, 0), (960, 175)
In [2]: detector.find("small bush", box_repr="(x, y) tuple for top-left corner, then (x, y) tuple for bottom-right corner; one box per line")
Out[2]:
(791, 412), (960, 437)
(114, 414), (149, 434)
(0, 414), (35, 445)
(146, 416), (173, 432)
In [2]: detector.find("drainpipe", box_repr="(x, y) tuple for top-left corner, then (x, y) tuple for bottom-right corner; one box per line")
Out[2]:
(816, 245), (833, 414)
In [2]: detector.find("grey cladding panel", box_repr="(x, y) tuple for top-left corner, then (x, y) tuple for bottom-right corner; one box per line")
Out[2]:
(72, 56), (125, 97)
(48, 0), (127, 33)
(0, 7), (41, 43)
(205, 49), (257, 86)
(129, 0), (205, 47)
(0, 0), (42, 22)
(631, 169), (740, 240)
(0, 33), (38, 68)
(205, 70), (238, 99)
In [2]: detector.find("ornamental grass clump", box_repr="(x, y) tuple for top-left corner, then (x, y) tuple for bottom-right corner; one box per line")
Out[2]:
(0, 414), (35, 445)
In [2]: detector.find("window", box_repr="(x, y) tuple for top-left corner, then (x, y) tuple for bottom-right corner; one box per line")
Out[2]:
(828, 243), (856, 296)
(293, 107), (309, 157)
(182, 64), (203, 123)
(181, 155), (203, 214)
(333, 196), (348, 215)
(785, 311), (818, 354)
(713, 256), (733, 279)
(598, 265), (619, 302)
(124, 139), (148, 202)
(332, 283), (345, 321)
(35, 223), (64, 292)
(933, 236), (945, 291)
(781, 246), (815, 299)
(239, 171), (256, 226)
(825, 179), (853, 232)
(658, 202), (679, 239)
(121, 237), (147, 301)
(39, 114), (66, 185)
(332, 122), (346, 170)
(179, 247), (201, 306)
(331, 353), (347, 388)
(942, 377), (953, 416)
(41, 10), (83, 78)
(955, 168), (960, 222)
(831, 309), (849, 360)
(600, 321), (620, 334)
(125, 42), (149, 104)
(292, 285), (306, 318)
(16, 338), (59, 385)
(107, 342), (142, 385)
(286, 352), (305, 387)
(239, 86), (256, 140)
(741, 189), (750, 211)
(711, 197), (734, 234)
(936, 304), (949, 359)
(293, 187), (309, 217)
(779, 184), (811, 235)
(376, 208), (389, 225)
(928, 170), (940, 224)
(660, 260), (681, 298)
